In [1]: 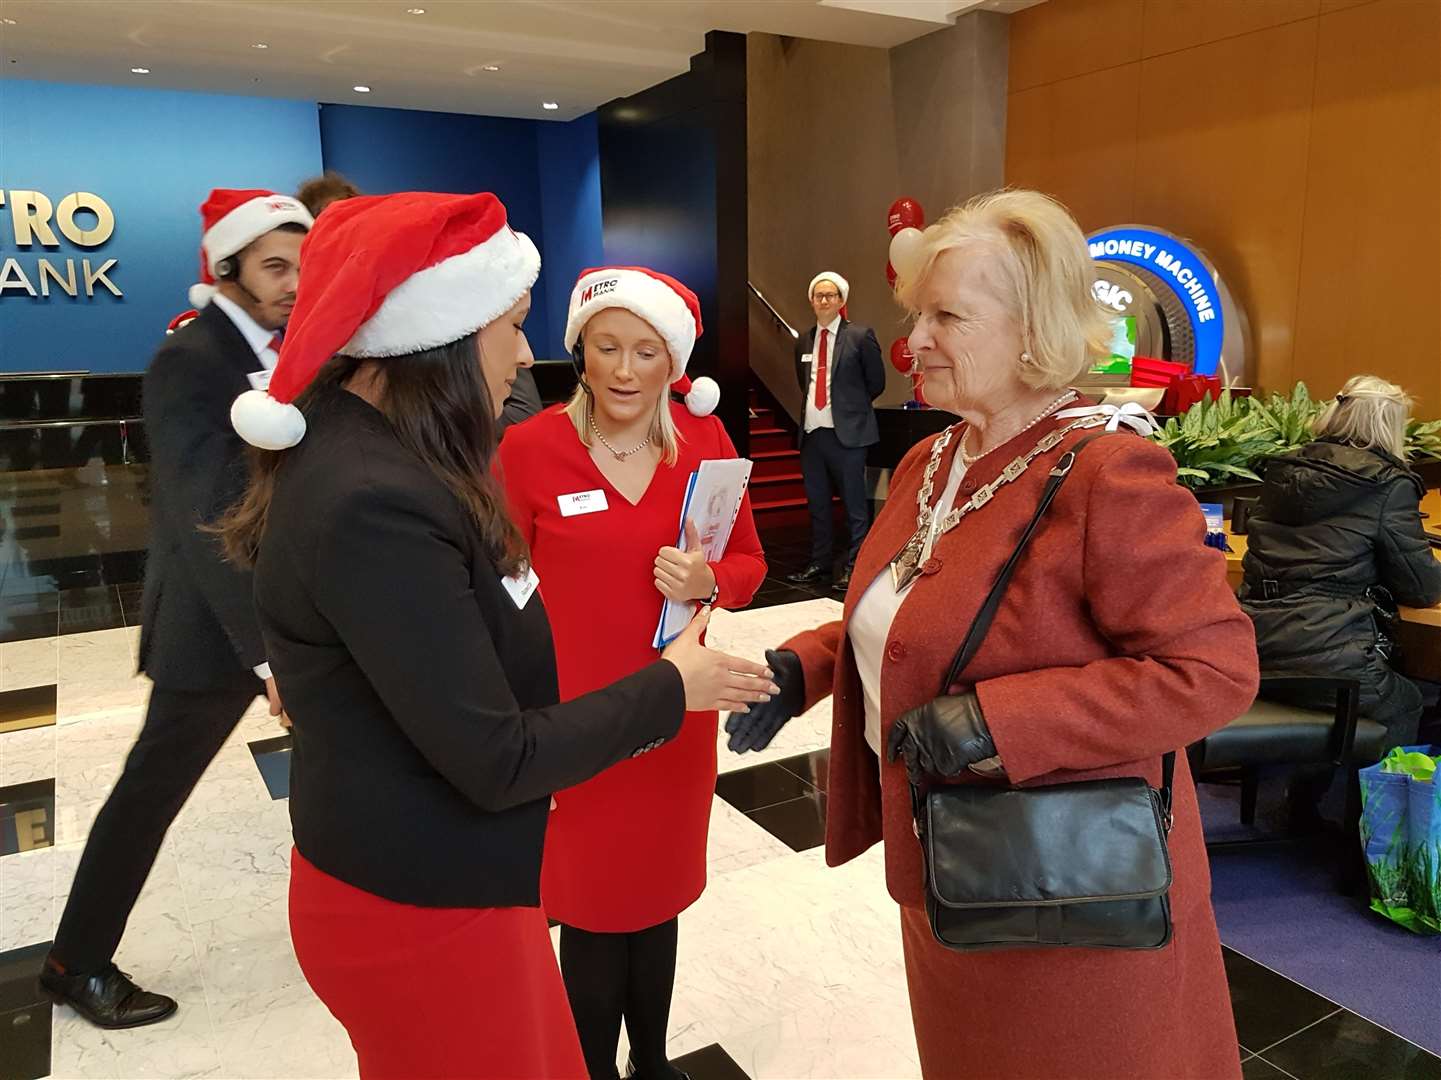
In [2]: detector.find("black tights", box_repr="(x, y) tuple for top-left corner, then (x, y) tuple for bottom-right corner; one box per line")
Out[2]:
(558, 919), (680, 1080)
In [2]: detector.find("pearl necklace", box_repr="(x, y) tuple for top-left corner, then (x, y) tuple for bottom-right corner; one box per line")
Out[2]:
(588, 408), (652, 461)
(958, 391), (1077, 468)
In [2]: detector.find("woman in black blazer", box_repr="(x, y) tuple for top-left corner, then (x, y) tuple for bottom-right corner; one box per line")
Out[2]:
(217, 192), (776, 1079)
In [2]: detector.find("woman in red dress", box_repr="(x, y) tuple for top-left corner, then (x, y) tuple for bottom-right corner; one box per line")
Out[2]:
(500, 267), (766, 1079)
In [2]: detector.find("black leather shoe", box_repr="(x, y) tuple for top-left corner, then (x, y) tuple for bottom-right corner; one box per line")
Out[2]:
(40, 959), (178, 1029)
(834, 565), (853, 591)
(785, 562), (831, 585)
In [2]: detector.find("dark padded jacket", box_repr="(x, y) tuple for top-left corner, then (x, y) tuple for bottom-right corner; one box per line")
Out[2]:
(1239, 439), (1441, 699)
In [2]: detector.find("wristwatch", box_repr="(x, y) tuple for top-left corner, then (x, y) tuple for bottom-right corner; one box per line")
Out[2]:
(702, 580), (721, 607)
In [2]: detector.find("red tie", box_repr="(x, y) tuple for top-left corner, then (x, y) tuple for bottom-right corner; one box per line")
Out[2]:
(815, 328), (830, 410)
(267, 334), (283, 356)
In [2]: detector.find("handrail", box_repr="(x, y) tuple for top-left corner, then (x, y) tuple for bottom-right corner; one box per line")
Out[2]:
(748, 281), (799, 340)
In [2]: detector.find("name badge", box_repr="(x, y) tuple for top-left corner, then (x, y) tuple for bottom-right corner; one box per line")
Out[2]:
(558, 489), (609, 517)
(247, 369), (274, 392)
(800, 353), (814, 365)
(502, 566), (541, 609)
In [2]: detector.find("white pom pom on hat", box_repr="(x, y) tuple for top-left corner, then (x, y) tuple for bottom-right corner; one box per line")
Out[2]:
(673, 374), (720, 417)
(228, 191), (541, 451)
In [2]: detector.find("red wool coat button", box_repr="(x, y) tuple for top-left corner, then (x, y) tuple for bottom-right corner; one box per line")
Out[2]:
(921, 557), (943, 575)
(887, 641), (907, 662)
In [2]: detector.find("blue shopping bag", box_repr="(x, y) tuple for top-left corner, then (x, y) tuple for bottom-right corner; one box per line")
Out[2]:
(1359, 746), (1441, 934)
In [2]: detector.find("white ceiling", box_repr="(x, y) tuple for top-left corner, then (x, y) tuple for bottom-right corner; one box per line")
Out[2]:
(0, 0), (1040, 121)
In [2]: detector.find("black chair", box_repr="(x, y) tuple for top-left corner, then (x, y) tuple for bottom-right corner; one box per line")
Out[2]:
(1188, 675), (1380, 888)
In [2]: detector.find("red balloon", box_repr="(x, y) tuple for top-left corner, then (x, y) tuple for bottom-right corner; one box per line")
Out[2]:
(886, 261), (897, 288)
(887, 197), (924, 236)
(889, 337), (914, 374)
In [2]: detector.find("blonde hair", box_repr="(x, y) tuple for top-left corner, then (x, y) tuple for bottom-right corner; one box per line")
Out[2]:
(894, 188), (1112, 390)
(1313, 374), (1412, 461)
(562, 332), (681, 466)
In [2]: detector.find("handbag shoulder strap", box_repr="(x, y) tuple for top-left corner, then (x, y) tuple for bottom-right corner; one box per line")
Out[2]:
(937, 430), (1176, 808)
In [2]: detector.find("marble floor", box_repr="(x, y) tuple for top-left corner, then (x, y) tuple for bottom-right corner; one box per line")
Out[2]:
(2, 598), (1439, 1079)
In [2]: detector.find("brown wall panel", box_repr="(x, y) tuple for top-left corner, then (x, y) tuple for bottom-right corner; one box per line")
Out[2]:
(1004, 63), (1142, 231)
(1292, 0), (1441, 413)
(1009, 0), (1143, 91)
(1133, 19), (1317, 393)
(1140, 0), (1319, 57)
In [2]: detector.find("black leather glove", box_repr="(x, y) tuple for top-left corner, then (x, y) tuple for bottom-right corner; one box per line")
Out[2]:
(886, 692), (997, 785)
(724, 648), (805, 753)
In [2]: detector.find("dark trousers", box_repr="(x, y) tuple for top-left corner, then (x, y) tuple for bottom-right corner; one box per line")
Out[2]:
(51, 683), (258, 972)
(800, 427), (870, 569)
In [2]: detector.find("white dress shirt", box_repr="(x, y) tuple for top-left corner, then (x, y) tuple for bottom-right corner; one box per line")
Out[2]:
(803, 315), (842, 434)
(848, 450), (969, 760)
(210, 293), (278, 681)
(212, 293), (281, 373)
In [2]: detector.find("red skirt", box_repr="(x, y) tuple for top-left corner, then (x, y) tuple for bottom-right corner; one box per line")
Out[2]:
(289, 849), (586, 1080)
(541, 709), (717, 932)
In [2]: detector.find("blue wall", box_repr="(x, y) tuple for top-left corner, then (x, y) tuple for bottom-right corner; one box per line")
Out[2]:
(0, 80), (322, 373)
(536, 113), (604, 358)
(0, 81), (603, 373)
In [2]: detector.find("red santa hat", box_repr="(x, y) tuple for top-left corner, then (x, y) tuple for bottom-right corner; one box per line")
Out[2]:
(230, 191), (540, 450)
(563, 265), (718, 417)
(166, 310), (200, 334)
(189, 189), (313, 308)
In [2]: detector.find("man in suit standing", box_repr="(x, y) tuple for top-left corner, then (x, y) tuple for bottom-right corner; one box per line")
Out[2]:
(786, 271), (885, 592)
(41, 189), (312, 1028)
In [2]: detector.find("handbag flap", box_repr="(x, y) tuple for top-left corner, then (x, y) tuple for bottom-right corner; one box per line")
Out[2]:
(923, 779), (1173, 908)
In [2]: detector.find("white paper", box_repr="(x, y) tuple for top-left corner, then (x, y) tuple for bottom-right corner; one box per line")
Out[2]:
(653, 457), (754, 648)
(247, 369), (273, 392)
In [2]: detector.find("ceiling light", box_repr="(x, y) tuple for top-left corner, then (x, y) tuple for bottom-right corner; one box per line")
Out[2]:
(406, 7), (426, 13)
(131, 67), (150, 74)
(252, 42), (269, 49)
(481, 64), (500, 72)
(353, 85), (371, 93)
(1, 18), (17, 25)
(542, 102), (559, 110)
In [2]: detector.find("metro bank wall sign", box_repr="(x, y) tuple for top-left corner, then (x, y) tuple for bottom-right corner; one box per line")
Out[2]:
(0, 189), (122, 300)
(1088, 226), (1223, 376)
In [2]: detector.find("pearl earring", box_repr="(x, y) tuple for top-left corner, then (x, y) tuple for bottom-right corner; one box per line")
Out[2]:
(1020, 351), (1034, 365)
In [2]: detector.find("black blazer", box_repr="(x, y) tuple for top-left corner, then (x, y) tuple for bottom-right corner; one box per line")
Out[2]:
(138, 303), (267, 691)
(793, 319), (886, 448)
(253, 388), (684, 908)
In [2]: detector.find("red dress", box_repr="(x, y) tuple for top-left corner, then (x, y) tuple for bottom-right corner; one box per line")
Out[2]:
(500, 403), (766, 932)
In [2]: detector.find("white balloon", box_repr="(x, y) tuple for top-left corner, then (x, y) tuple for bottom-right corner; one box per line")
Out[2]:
(889, 227), (925, 280)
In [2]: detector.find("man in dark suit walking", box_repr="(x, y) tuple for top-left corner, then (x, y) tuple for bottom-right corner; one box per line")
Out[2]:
(41, 189), (312, 1028)
(786, 271), (885, 592)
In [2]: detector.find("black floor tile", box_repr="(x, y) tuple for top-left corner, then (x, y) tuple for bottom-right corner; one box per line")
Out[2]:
(117, 584), (144, 625)
(674, 1042), (751, 1080)
(778, 749), (830, 793)
(1241, 1057), (1294, 1079)
(1223, 948), (1339, 1055)
(715, 761), (815, 813)
(1262, 1009), (1441, 1080)
(0, 942), (52, 1080)
(10, 504), (60, 518)
(10, 487), (62, 499)
(56, 585), (124, 635)
(0, 611), (58, 645)
(751, 583), (823, 609)
(745, 791), (827, 852)
(249, 735), (292, 800)
(0, 778), (56, 855)
(0, 684), (57, 734)
(12, 525), (60, 541)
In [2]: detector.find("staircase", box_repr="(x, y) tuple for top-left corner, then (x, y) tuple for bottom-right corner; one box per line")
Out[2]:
(746, 383), (828, 533)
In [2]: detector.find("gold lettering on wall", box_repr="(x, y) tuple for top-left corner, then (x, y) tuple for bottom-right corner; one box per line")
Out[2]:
(56, 192), (115, 247)
(8, 190), (61, 247)
(38, 258), (78, 297)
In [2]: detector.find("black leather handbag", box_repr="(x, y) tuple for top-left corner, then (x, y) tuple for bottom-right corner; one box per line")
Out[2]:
(911, 435), (1176, 952)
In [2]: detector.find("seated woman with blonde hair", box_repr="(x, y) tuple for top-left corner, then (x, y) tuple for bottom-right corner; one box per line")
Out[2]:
(1241, 374), (1441, 821)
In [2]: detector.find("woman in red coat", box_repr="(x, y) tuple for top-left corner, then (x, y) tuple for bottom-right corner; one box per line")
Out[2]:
(727, 190), (1259, 1079)
(500, 266), (766, 1080)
